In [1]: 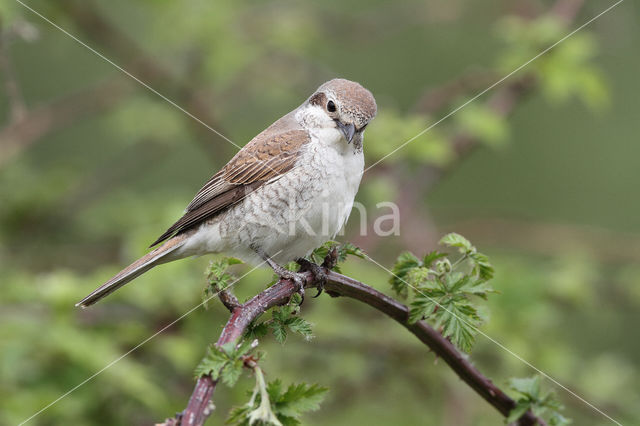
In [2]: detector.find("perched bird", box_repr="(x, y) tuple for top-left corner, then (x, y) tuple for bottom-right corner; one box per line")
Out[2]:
(77, 78), (377, 307)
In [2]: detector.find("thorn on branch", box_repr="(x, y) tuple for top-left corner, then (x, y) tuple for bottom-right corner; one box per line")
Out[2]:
(217, 288), (240, 313)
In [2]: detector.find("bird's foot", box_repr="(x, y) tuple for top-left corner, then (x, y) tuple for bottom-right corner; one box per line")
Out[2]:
(296, 258), (329, 297)
(263, 258), (307, 301)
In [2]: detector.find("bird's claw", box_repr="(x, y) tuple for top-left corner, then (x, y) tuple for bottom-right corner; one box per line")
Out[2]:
(296, 258), (328, 298)
(277, 269), (306, 303)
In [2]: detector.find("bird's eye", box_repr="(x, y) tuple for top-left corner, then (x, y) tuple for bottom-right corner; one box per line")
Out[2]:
(327, 100), (336, 112)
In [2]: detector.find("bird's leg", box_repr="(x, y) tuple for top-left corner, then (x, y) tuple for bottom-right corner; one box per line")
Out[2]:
(256, 250), (306, 301)
(296, 258), (328, 298)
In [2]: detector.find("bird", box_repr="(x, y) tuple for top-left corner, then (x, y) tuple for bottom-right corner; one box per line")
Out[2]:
(77, 78), (377, 308)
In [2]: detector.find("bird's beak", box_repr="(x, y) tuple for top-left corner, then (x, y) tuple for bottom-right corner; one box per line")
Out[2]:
(337, 121), (356, 143)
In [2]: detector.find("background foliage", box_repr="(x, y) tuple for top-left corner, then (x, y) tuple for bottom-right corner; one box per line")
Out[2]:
(1, 0), (639, 425)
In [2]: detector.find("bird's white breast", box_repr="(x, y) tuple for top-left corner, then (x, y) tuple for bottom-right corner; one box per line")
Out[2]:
(181, 127), (364, 265)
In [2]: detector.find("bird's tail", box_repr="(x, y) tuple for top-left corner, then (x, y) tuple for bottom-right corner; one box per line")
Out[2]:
(76, 234), (189, 308)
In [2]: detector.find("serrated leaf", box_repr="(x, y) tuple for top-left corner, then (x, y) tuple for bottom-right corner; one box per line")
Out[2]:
(507, 401), (532, 423)
(309, 241), (334, 264)
(267, 378), (284, 400)
(270, 321), (287, 344)
(194, 339), (254, 384)
(470, 252), (494, 281)
(339, 242), (367, 260)
(408, 297), (437, 324)
(439, 233), (474, 253)
(220, 341), (238, 357)
(449, 275), (472, 292)
(423, 251), (448, 267)
(506, 376), (571, 425)
(508, 376), (541, 400)
(245, 321), (269, 340)
(286, 317), (314, 340)
(390, 251), (422, 297)
(275, 383), (329, 417)
(436, 303), (478, 353)
(194, 345), (229, 379)
(272, 307), (288, 324)
(221, 359), (244, 387)
(549, 412), (571, 426)
(226, 404), (252, 425)
(290, 293), (303, 306)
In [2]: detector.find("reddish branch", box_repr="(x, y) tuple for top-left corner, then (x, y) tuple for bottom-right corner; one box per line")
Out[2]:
(161, 269), (546, 426)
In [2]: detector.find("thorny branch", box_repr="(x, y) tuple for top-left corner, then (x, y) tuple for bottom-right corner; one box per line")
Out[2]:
(161, 264), (547, 426)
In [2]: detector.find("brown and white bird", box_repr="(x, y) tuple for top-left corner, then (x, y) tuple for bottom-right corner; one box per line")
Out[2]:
(77, 78), (377, 307)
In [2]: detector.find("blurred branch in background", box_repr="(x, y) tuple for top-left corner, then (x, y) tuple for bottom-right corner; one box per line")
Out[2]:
(0, 78), (132, 166)
(59, 0), (232, 160)
(355, 0), (594, 254)
(0, 0), (235, 167)
(0, 17), (28, 123)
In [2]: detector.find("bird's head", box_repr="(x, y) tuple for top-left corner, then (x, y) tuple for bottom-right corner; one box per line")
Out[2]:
(302, 78), (377, 148)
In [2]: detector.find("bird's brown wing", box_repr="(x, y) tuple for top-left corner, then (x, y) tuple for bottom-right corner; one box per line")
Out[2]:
(149, 123), (310, 247)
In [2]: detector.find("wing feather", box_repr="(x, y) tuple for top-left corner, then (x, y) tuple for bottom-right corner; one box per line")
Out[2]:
(149, 125), (310, 247)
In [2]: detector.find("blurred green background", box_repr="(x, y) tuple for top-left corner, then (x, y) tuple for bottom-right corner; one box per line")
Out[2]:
(1, 0), (639, 425)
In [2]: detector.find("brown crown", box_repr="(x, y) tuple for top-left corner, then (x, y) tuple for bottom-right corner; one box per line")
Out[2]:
(316, 78), (377, 127)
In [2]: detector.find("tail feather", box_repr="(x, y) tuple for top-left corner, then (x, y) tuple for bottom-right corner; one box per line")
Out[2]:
(76, 234), (188, 308)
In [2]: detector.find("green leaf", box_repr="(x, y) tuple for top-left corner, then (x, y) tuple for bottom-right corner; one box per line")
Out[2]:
(338, 242), (367, 261)
(274, 383), (329, 418)
(286, 317), (314, 341)
(390, 251), (422, 297)
(267, 378), (284, 400)
(469, 252), (494, 281)
(245, 321), (269, 340)
(456, 103), (509, 148)
(309, 241), (367, 266)
(506, 376), (571, 425)
(227, 378), (327, 426)
(408, 294), (437, 324)
(423, 251), (448, 267)
(394, 234), (496, 352)
(290, 293), (303, 306)
(439, 233), (474, 254)
(221, 359), (244, 387)
(549, 412), (571, 426)
(220, 341), (239, 357)
(437, 303), (479, 353)
(508, 376), (541, 400)
(203, 257), (244, 307)
(507, 400), (532, 423)
(449, 275), (472, 293)
(194, 345), (228, 379)
(226, 404), (251, 425)
(270, 321), (287, 344)
(194, 340), (254, 385)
